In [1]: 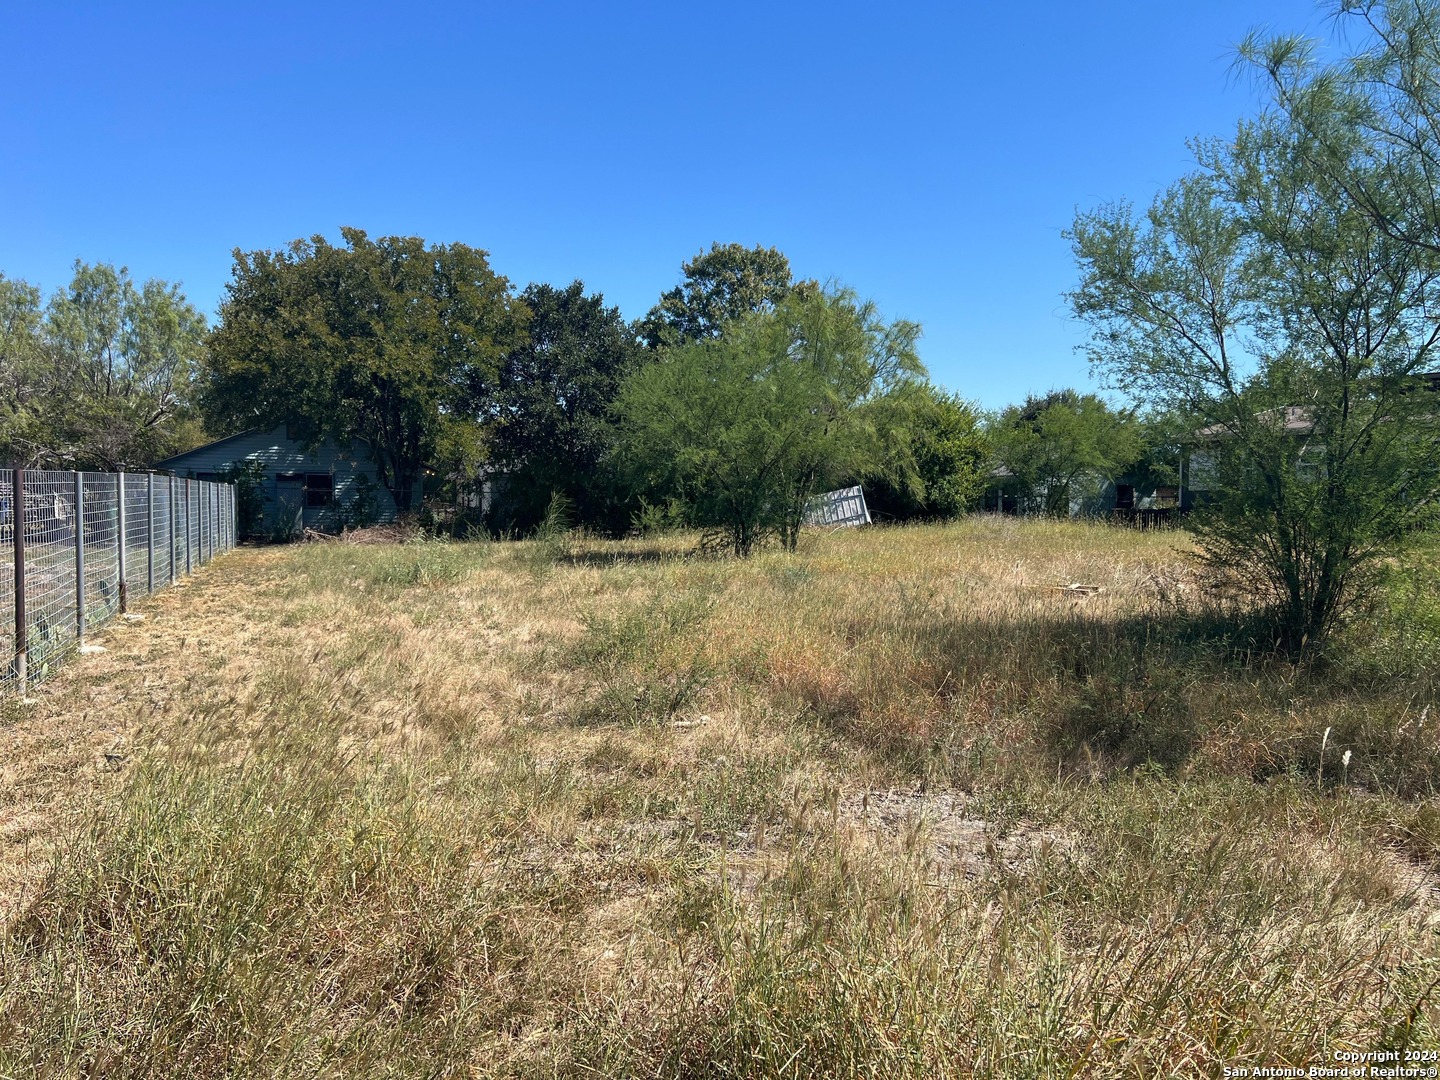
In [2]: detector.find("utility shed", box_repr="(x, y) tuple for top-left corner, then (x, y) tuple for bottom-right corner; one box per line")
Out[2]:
(155, 427), (410, 536)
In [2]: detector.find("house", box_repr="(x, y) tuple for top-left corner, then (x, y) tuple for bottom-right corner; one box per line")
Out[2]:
(154, 427), (418, 536)
(981, 466), (1187, 522)
(1181, 370), (1440, 502)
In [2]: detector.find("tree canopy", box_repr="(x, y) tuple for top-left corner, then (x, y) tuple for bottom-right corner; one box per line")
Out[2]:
(1069, 105), (1440, 651)
(0, 263), (206, 469)
(616, 286), (924, 555)
(637, 242), (801, 350)
(484, 280), (644, 534)
(203, 228), (526, 510)
(990, 390), (1143, 516)
(864, 384), (990, 521)
(1241, 0), (1440, 260)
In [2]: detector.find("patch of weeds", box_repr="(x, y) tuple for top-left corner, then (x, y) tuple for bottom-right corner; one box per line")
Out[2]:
(1047, 637), (1198, 770)
(520, 493), (577, 579)
(570, 591), (717, 725)
(371, 540), (475, 588)
(689, 750), (791, 835)
(1280, 701), (1440, 798)
(1345, 552), (1440, 684)
(1, 730), (494, 1076)
(768, 563), (815, 592)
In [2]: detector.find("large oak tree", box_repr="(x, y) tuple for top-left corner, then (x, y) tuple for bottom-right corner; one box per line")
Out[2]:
(637, 242), (801, 350)
(203, 228), (526, 511)
(484, 280), (643, 534)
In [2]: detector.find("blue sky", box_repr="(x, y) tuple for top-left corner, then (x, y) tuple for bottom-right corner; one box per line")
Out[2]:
(3, 1), (1331, 408)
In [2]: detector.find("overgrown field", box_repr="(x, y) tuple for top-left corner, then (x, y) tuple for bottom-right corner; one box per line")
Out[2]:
(2, 517), (1439, 1077)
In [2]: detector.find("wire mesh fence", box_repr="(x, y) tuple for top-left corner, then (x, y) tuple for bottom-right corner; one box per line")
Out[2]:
(2, 469), (235, 696)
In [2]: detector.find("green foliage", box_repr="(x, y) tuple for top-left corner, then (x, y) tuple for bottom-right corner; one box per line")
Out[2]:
(0, 274), (46, 465)
(0, 264), (206, 469)
(637, 242), (802, 350)
(630, 495), (688, 537)
(864, 384), (990, 520)
(371, 540), (474, 587)
(203, 228), (526, 512)
(1068, 110), (1440, 653)
(615, 286), (925, 556)
(1240, 1), (1440, 261)
(570, 591), (716, 724)
(4, 724), (486, 1076)
(484, 281), (643, 535)
(336, 474), (381, 531)
(217, 459), (267, 540)
(532, 490), (574, 542)
(990, 390), (1144, 516)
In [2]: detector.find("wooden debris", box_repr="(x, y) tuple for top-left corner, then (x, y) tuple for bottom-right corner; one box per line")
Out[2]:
(1021, 583), (1105, 596)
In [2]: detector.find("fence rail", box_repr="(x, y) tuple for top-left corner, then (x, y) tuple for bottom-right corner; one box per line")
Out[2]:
(2, 469), (236, 696)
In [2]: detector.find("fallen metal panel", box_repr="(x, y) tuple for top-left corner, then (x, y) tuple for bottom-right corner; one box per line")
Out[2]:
(803, 486), (871, 528)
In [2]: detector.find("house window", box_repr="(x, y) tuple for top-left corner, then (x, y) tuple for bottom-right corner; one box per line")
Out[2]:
(1297, 445), (1328, 481)
(304, 473), (333, 507)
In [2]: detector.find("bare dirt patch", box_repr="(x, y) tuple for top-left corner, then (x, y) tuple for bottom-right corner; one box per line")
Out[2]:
(838, 789), (1077, 880)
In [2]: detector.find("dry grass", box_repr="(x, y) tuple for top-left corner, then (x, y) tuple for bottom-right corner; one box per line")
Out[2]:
(1, 517), (1439, 1077)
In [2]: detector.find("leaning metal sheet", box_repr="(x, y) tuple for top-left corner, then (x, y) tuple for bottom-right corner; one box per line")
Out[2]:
(802, 485), (872, 528)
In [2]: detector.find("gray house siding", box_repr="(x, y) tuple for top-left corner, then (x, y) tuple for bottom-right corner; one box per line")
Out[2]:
(156, 428), (408, 535)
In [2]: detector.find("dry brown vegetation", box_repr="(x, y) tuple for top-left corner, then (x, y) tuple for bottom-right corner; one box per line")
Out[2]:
(1, 517), (1439, 1077)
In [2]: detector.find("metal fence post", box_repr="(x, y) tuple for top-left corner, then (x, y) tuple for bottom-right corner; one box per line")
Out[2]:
(12, 469), (26, 697)
(116, 472), (128, 614)
(75, 473), (85, 647)
(147, 473), (155, 594)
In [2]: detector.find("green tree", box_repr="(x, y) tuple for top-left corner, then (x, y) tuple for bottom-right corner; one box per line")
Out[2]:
(1241, 0), (1440, 260)
(1069, 116), (1440, 652)
(616, 286), (924, 555)
(864, 384), (989, 520)
(0, 264), (206, 469)
(485, 281), (644, 534)
(204, 228), (526, 512)
(0, 274), (46, 465)
(637, 242), (800, 350)
(990, 390), (1143, 516)
(43, 262), (209, 469)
